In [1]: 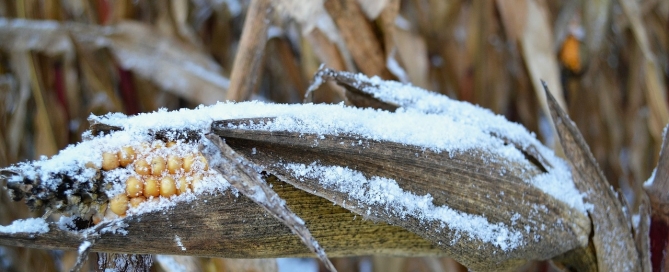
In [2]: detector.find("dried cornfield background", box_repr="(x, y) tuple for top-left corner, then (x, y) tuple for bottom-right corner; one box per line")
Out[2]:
(0, 0), (667, 271)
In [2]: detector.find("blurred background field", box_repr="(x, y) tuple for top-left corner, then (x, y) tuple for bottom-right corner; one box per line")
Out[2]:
(0, 0), (667, 271)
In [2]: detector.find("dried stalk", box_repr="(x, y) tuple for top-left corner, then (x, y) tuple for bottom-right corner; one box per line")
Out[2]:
(225, 0), (272, 101)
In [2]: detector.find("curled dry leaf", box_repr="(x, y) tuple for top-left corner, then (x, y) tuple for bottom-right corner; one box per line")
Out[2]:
(0, 18), (228, 105)
(0, 72), (592, 271)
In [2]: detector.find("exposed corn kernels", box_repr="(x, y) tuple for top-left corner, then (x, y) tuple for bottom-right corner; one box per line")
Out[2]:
(134, 159), (150, 175)
(160, 176), (177, 197)
(167, 155), (183, 174)
(110, 194), (129, 216)
(166, 141), (177, 148)
(118, 146), (136, 167)
(151, 156), (166, 176)
(177, 176), (189, 195)
(144, 176), (160, 198)
(125, 176), (144, 197)
(183, 154), (195, 172)
(102, 152), (120, 171)
(129, 196), (146, 208)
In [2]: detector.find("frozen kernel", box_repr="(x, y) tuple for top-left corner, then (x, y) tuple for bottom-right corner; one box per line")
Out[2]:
(160, 176), (177, 197)
(144, 176), (160, 198)
(166, 141), (177, 148)
(183, 154), (195, 172)
(110, 194), (128, 216)
(134, 159), (150, 175)
(191, 174), (203, 192)
(177, 176), (190, 195)
(197, 155), (209, 171)
(118, 146), (136, 167)
(152, 141), (164, 150)
(125, 176), (144, 197)
(129, 196), (146, 208)
(167, 155), (183, 174)
(151, 156), (166, 176)
(85, 161), (98, 169)
(102, 152), (119, 171)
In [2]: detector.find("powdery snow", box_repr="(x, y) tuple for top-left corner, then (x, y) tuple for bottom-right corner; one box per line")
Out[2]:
(0, 218), (49, 234)
(78, 240), (92, 254)
(281, 161), (523, 251)
(174, 235), (186, 251)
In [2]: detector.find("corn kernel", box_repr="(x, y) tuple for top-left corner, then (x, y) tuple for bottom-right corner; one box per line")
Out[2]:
(183, 154), (195, 172)
(167, 155), (183, 174)
(110, 194), (128, 216)
(197, 155), (209, 171)
(160, 176), (177, 197)
(102, 152), (120, 171)
(85, 161), (98, 169)
(177, 176), (189, 195)
(166, 141), (177, 148)
(144, 176), (160, 198)
(129, 196), (146, 208)
(125, 176), (144, 197)
(151, 156), (166, 176)
(191, 174), (203, 192)
(118, 146), (136, 167)
(134, 159), (150, 175)
(152, 141), (164, 150)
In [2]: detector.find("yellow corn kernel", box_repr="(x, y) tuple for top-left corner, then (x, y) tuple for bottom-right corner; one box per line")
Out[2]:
(183, 154), (195, 172)
(140, 142), (151, 151)
(92, 214), (102, 225)
(125, 176), (144, 197)
(129, 196), (146, 208)
(144, 176), (160, 198)
(151, 156), (166, 176)
(160, 176), (177, 197)
(134, 159), (150, 175)
(197, 155), (209, 171)
(85, 161), (99, 169)
(110, 194), (129, 216)
(167, 155), (183, 174)
(177, 176), (189, 195)
(191, 174), (203, 192)
(166, 141), (177, 148)
(118, 146), (136, 167)
(152, 141), (164, 150)
(102, 152), (120, 171)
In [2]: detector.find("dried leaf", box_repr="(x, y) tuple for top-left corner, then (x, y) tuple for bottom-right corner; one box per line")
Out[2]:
(324, 0), (393, 79)
(582, 0), (612, 53)
(203, 134), (336, 272)
(517, 0), (567, 117)
(212, 118), (590, 271)
(226, 0), (272, 101)
(544, 82), (641, 271)
(619, 0), (669, 142)
(0, 19), (229, 105)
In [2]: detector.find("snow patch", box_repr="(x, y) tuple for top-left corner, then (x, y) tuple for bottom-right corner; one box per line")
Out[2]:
(78, 241), (92, 254)
(0, 218), (49, 234)
(282, 161), (523, 251)
(174, 235), (186, 251)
